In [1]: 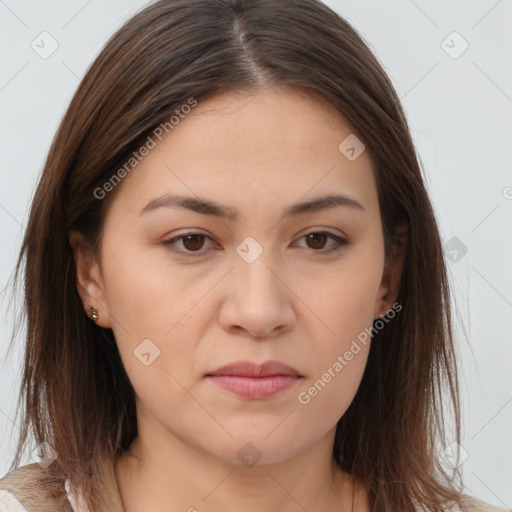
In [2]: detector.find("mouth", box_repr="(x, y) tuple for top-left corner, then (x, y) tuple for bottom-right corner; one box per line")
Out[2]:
(205, 360), (304, 399)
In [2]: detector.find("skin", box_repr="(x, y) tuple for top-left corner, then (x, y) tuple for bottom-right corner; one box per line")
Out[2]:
(69, 86), (405, 512)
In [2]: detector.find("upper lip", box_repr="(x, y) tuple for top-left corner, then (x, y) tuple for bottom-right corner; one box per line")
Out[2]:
(206, 360), (303, 378)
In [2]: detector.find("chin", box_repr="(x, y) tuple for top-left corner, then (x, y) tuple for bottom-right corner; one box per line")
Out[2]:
(201, 430), (305, 468)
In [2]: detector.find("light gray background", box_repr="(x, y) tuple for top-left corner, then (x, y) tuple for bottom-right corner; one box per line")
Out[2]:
(1, 0), (511, 507)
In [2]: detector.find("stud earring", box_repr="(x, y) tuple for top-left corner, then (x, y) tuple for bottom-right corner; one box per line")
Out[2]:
(87, 305), (99, 322)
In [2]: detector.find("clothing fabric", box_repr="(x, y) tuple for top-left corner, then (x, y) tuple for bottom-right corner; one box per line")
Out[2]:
(0, 478), (91, 512)
(64, 479), (90, 512)
(1, 475), (508, 512)
(0, 490), (29, 511)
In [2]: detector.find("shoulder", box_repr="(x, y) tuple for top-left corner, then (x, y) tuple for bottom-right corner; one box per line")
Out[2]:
(0, 464), (73, 511)
(456, 495), (510, 512)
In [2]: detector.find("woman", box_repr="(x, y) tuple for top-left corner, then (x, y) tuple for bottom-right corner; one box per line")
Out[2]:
(0, 0), (507, 511)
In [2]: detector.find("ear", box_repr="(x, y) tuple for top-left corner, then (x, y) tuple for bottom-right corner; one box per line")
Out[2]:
(68, 230), (112, 328)
(373, 223), (408, 319)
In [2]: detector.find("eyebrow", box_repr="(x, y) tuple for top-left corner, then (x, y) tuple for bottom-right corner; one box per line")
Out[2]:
(139, 193), (365, 220)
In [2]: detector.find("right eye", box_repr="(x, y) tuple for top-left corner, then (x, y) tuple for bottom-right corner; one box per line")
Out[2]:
(161, 232), (218, 258)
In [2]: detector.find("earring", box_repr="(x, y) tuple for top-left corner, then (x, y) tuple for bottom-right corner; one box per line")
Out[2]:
(374, 311), (385, 321)
(87, 305), (99, 322)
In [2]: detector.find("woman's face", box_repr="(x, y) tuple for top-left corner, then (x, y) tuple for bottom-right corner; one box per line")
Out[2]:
(70, 87), (400, 467)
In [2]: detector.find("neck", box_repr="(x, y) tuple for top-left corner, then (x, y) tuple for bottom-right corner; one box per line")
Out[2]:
(114, 432), (369, 512)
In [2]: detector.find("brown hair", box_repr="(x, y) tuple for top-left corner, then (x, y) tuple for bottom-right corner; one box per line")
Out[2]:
(4, 0), (470, 510)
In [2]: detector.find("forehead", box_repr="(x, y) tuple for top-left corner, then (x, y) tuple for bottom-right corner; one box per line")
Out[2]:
(106, 87), (378, 221)
(174, 87), (359, 156)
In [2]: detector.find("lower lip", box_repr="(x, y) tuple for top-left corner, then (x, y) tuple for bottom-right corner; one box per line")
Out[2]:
(206, 375), (301, 399)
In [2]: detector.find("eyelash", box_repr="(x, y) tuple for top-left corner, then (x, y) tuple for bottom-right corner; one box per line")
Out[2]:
(161, 230), (350, 258)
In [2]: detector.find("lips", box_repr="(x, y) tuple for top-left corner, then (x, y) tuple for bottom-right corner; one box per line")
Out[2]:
(205, 360), (303, 378)
(205, 360), (303, 399)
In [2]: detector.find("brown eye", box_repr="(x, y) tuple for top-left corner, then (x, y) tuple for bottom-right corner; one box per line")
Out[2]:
(162, 230), (349, 259)
(162, 232), (216, 258)
(296, 231), (349, 255)
(305, 232), (328, 250)
(181, 234), (206, 252)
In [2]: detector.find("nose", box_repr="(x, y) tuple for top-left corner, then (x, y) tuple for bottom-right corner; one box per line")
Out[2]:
(218, 254), (295, 339)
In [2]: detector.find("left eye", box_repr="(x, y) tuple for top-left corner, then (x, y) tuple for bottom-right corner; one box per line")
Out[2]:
(296, 231), (348, 253)
(161, 231), (349, 258)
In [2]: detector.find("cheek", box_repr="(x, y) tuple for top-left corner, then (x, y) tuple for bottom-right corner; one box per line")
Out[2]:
(101, 242), (185, 330)
(306, 249), (383, 348)
(293, 239), (381, 417)
(295, 343), (370, 436)
(296, 273), (375, 423)
(101, 244), (210, 382)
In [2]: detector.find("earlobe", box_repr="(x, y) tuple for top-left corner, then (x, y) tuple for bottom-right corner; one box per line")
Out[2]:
(374, 223), (408, 319)
(68, 230), (112, 328)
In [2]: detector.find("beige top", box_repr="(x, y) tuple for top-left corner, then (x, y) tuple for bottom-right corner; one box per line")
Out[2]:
(0, 481), (88, 512)
(64, 479), (90, 512)
(0, 464), (509, 511)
